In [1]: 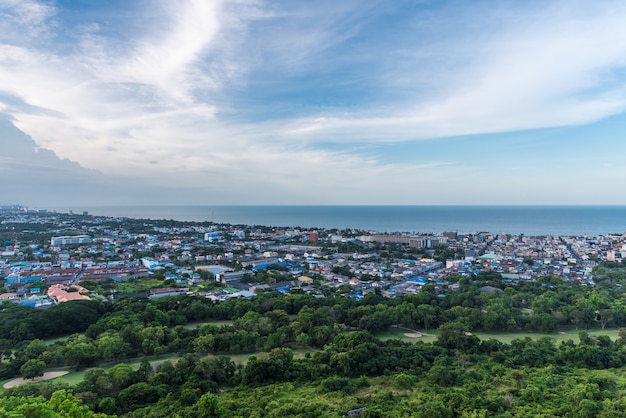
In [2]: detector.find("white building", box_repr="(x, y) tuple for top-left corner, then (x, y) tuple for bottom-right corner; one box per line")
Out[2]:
(50, 235), (91, 246)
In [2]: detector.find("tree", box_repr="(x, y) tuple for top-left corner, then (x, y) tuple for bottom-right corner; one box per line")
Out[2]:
(62, 336), (99, 368)
(23, 339), (47, 360)
(0, 338), (13, 365)
(20, 359), (46, 380)
(107, 363), (134, 390)
(436, 322), (479, 352)
(589, 289), (612, 330)
(192, 392), (222, 417)
(134, 357), (154, 383)
(97, 333), (131, 361)
(572, 299), (596, 329)
(612, 301), (626, 327)
(393, 373), (415, 392)
(415, 304), (438, 332)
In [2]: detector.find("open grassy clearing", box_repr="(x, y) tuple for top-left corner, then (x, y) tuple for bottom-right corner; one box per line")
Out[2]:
(9, 327), (619, 390)
(2, 347), (318, 391)
(228, 347), (318, 365)
(473, 327), (620, 343)
(375, 327), (621, 344)
(56, 353), (182, 386)
(42, 335), (71, 345)
(114, 278), (165, 293)
(0, 378), (13, 393)
(375, 328), (437, 344)
(183, 319), (234, 329)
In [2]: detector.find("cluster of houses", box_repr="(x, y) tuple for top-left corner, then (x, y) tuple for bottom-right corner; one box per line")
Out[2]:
(441, 232), (625, 285)
(1, 206), (625, 308)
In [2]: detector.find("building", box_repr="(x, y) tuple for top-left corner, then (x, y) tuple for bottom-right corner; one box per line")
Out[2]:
(47, 284), (90, 304)
(149, 287), (189, 299)
(358, 234), (447, 248)
(50, 235), (91, 246)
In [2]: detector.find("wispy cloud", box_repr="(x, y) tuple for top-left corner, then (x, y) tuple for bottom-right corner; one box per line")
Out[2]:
(282, 1), (626, 142)
(3, 1), (626, 205)
(0, 0), (56, 40)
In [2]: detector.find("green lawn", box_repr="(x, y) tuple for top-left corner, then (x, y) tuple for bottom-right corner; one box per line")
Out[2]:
(114, 278), (165, 293)
(42, 335), (71, 345)
(375, 327), (621, 345)
(55, 353), (182, 385)
(226, 347), (318, 365)
(0, 378), (14, 392)
(57, 369), (86, 386)
(375, 328), (437, 344)
(183, 319), (234, 329)
(2, 347), (317, 392)
(473, 328), (621, 344)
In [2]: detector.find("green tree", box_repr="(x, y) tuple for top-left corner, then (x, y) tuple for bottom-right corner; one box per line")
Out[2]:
(20, 359), (46, 380)
(62, 336), (99, 368)
(192, 392), (222, 417)
(107, 363), (134, 390)
(415, 304), (438, 332)
(23, 339), (47, 360)
(97, 333), (131, 361)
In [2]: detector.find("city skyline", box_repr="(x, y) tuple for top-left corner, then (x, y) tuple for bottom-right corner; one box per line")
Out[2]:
(3, 1), (626, 206)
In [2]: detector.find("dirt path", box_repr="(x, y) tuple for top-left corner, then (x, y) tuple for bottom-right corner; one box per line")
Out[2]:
(3, 371), (69, 389)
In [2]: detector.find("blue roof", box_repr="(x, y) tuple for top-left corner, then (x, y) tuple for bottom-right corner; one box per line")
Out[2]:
(237, 290), (256, 298)
(253, 261), (287, 271)
(7, 276), (44, 285)
(207, 267), (227, 275)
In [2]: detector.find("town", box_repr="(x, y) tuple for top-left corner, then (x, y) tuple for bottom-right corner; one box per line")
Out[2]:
(1, 205), (621, 308)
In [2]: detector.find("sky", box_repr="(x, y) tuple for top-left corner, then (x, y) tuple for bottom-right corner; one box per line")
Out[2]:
(2, 0), (626, 206)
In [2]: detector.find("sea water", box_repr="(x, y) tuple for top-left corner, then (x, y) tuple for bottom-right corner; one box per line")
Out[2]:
(67, 205), (626, 236)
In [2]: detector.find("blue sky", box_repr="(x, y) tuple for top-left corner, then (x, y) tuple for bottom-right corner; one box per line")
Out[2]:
(2, 0), (626, 205)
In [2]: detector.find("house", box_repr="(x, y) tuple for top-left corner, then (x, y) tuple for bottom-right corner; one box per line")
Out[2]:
(298, 275), (314, 285)
(148, 287), (189, 299)
(47, 284), (91, 304)
(479, 285), (504, 294)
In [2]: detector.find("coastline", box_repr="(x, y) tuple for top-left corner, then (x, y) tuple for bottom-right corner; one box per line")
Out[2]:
(44, 205), (626, 237)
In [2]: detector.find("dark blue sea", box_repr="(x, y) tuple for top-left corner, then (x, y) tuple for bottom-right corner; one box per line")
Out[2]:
(64, 206), (626, 237)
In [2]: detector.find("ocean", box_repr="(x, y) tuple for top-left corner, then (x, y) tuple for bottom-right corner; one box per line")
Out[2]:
(64, 205), (626, 237)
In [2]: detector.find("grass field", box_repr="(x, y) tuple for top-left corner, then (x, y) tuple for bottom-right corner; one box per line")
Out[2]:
(183, 319), (234, 329)
(375, 328), (437, 344)
(1, 347), (318, 391)
(42, 335), (71, 345)
(473, 328), (621, 344)
(375, 327), (622, 345)
(227, 347), (318, 365)
(5, 327), (619, 391)
(114, 278), (164, 293)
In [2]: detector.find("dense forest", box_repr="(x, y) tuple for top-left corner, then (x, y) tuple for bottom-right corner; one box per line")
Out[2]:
(3, 267), (626, 416)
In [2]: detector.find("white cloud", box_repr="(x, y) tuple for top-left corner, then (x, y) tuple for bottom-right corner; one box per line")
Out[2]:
(112, 0), (223, 103)
(281, 2), (626, 142)
(0, 0), (56, 40)
(3, 1), (626, 205)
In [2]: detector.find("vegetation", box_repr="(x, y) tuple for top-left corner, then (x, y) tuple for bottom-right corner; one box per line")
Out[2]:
(4, 268), (626, 415)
